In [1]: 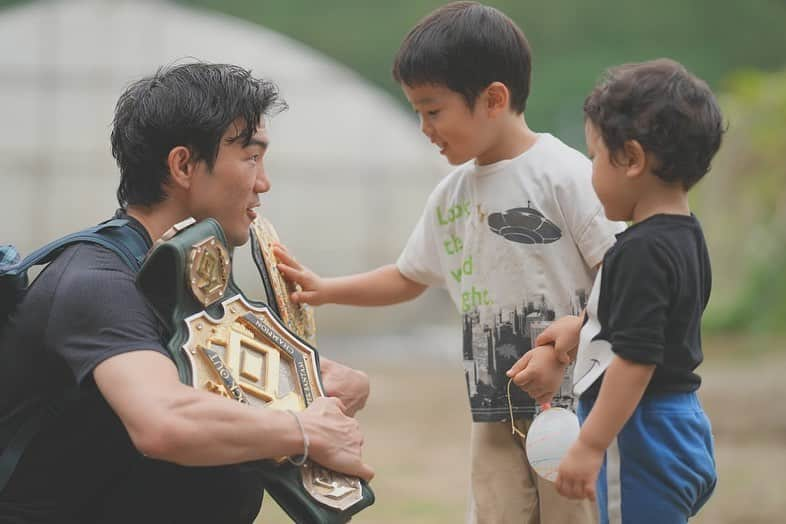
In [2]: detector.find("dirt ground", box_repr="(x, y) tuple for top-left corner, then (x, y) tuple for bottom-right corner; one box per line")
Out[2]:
(257, 337), (786, 523)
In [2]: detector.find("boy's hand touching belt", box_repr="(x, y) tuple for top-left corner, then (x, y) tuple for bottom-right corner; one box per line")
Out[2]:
(274, 243), (330, 305)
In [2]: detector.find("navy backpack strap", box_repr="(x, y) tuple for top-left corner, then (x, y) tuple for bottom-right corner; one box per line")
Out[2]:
(0, 219), (149, 493)
(4, 218), (148, 278)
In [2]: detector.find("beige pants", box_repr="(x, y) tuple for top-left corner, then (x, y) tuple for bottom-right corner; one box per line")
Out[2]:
(467, 419), (598, 524)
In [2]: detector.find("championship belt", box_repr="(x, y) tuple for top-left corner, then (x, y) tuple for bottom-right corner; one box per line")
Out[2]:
(137, 218), (374, 524)
(249, 216), (317, 346)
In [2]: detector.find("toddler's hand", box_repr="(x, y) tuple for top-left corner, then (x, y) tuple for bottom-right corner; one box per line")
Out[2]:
(534, 315), (583, 364)
(555, 438), (603, 501)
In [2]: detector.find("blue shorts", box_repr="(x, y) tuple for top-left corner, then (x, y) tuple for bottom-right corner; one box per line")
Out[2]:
(578, 391), (717, 524)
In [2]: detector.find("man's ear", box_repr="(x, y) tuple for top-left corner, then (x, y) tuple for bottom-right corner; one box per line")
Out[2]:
(623, 139), (647, 179)
(167, 146), (197, 190)
(485, 82), (510, 116)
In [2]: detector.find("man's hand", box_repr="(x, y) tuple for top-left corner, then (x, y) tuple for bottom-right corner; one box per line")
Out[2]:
(534, 315), (583, 364)
(273, 244), (329, 305)
(506, 345), (566, 404)
(319, 357), (370, 417)
(299, 397), (375, 481)
(555, 437), (603, 501)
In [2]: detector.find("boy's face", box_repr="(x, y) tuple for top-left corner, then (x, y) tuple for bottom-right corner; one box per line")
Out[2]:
(188, 119), (270, 247)
(402, 83), (496, 165)
(585, 121), (635, 222)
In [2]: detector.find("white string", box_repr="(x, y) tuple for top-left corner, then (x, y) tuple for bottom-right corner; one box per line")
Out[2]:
(506, 378), (527, 439)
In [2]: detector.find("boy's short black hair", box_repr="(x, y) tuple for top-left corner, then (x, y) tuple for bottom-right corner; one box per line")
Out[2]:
(584, 58), (724, 190)
(111, 62), (286, 208)
(392, 1), (532, 114)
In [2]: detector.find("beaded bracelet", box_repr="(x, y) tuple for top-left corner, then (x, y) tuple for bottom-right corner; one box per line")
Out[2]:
(286, 409), (309, 467)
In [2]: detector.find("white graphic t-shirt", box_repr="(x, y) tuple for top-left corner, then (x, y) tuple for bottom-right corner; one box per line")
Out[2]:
(397, 134), (624, 422)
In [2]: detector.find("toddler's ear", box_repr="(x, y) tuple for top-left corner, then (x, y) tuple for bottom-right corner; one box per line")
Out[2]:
(623, 139), (647, 179)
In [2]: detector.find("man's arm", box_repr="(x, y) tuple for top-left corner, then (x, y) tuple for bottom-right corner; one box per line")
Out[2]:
(94, 350), (374, 481)
(274, 246), (426, 307)
(555, 356), (655, 500)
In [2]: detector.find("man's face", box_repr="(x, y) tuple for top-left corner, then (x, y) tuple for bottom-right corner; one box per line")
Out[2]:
(402, 83), (495, 166)
(189, 119), (270, 247)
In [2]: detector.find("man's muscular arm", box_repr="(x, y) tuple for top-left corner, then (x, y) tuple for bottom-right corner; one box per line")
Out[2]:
(94, 350), (374, 480)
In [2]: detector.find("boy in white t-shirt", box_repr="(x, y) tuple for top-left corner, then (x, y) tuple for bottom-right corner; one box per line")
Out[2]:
(276, 3), (623, 523)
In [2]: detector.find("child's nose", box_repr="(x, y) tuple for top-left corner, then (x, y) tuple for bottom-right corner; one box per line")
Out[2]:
(419, 116), (434, 139)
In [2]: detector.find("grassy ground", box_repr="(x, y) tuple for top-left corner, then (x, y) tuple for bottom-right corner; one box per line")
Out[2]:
(257, 335), (786, 523)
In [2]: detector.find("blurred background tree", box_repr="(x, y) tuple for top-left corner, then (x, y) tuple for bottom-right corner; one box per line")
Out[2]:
(694, 69), (786, 334)
(172, 0), (786, 148)
(170, 0), (786, 335)
(2, 0), (784, 335)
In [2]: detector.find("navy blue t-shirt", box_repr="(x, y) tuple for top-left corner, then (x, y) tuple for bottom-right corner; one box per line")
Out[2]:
(583, 214), (712, 398)
(0, 218), (264, 523)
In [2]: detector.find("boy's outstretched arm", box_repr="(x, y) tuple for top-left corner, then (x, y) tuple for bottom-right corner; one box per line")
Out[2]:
(274, 245), (426, 307)
(555, 356), (655, 501)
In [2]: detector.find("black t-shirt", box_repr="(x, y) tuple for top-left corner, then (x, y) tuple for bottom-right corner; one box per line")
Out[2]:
(583, 214), (711, 398)
(0, 217), (264, 523)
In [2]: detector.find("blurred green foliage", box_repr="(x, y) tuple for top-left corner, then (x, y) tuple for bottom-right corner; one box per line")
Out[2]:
(695, 70), (786, 333)
(173, 0), (785, 334)
(176, 0), (786, 147)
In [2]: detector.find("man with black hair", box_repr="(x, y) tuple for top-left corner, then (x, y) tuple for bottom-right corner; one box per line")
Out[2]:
(0, 62), (373, 523)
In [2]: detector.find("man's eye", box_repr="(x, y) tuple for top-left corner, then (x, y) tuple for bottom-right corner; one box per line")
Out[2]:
(250, 154), (260, 162)
(427, 110), (440, 117)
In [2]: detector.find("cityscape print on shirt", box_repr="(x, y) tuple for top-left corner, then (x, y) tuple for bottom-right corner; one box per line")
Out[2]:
(463, 202), (571, 421)
(462, 289), (588, 422)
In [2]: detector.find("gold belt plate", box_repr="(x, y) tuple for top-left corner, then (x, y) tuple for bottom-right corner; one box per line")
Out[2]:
(181, 294), (363, 511)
